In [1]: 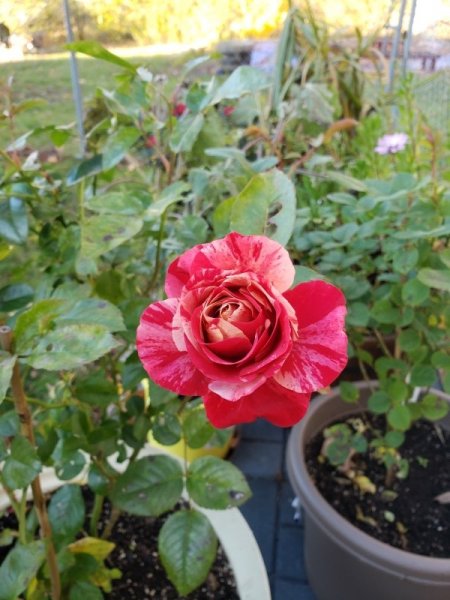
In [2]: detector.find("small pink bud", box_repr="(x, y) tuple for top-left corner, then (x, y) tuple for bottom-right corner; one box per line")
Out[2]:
(145, 134), (157, 148)
(223, 105), (235, 117)
(172, 103), (187, 117)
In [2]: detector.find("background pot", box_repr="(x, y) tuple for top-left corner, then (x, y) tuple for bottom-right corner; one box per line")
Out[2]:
(0, 446), (271, 600)
(286, 381), (450, 600)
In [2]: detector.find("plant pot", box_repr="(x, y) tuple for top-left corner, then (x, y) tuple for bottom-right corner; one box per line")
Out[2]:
(286, 381), (450, 600)
(0, 446), (271, 600)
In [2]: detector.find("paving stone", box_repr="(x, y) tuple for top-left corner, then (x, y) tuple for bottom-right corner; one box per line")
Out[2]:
(273, 578), (317, 600)
(238, 478), (277, 572)
(241, 419), (284, 442)
(231, 440), (283, 479)
(275, 525), (308, 581)
(279, 479), (303, 527)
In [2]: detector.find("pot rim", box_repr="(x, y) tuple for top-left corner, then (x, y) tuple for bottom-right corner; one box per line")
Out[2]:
(286, 380), (450, 579)
(0, 445), (271, 600)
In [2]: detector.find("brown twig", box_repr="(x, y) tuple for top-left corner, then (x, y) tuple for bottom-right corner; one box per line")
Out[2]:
(0, 326), (61, 600)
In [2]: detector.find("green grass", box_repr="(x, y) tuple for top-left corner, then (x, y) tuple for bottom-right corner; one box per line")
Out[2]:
(1, 50), (194, 143)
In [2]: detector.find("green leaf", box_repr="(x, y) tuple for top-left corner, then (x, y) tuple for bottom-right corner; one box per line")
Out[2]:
(410, 364), (436, 387)
(387, 405), (412, 431)
(0, 411), (19, 437)
(327, 192), (356, 205)
(187, 456), (251, 509)
(419, 393), (449, 421)
(375, 357), (408, 378)
(158, 509), (217, 596)
(66, 41), (136, 72)
(51, 440), (87, 481)
(75, 372), (118, 407)
(67, 155), (103, 185)
(293, 266), (325, 285)
(0, 283), (34, 312)
(14, 299), (66, 354)
(110, 455), (183, 517)
(393, 248), (418, 274)
(22, 324), (119, 370)
(384, 430), (405, 448)
(212, 196), (235, 238)
(183, 410), (214, 449)
(88, 464), (110, 495)
(3, 436), (42, 490)
(174, 215), (209, 249)
(79, 214), (143, 260)
(325, 171), (368, 192)
(55, 299), (125, 332)
(439, 248), (450, 268)
(48, 485), (85, 545)
(0, 541), (46, 600)
(0, 529), (15, 547)
(370, 299), (400, 324)
(401, 279), (430, 306)
(386, 379), (409, 404)
(367, 391), (391, 414)
(212, 66), (271, 103)
(0, 352), (15, 403)
(431, 351), (450, 370)
(169, 114), (205, 153)
(205, 147), (251, 169)
(85, 191), (149, 216)
(346, 302), (370, 327)
(69, 580), (104, 600)
(398, 329), (421, 352)
(417, 268), (450, 293)
(152, 413), (182, 445)
(101, 127), (141, 171)
(145, 182), (190, 219)
(221, 169), (296, 246)
(339, 381), (360, 403)
(0, 197), (28, 244)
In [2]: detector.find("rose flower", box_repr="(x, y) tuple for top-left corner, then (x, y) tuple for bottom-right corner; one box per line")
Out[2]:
(137, 233), (347, 427)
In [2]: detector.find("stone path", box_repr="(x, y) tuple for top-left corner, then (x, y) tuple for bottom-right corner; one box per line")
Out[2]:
(230, 420), (316, 600)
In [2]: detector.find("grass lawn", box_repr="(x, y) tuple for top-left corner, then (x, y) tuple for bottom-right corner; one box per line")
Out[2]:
(1, 49), (196, 143)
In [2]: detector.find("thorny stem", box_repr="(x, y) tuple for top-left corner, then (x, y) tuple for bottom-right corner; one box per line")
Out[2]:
(0, 326), (61, 600)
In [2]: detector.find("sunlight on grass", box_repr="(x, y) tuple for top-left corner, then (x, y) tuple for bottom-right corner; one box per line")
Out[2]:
(1, 50), (195, 138)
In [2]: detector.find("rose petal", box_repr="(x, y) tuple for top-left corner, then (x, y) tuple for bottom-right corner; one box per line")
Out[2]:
(166, 233), (295, 298)
(165, 245), (204, 297)
(204, 378), (310, 427)
(192, 232), (295, 292)
(208, 374), (267, 401)
(274, 280), (347, 393)
(137, 298), (208, 396)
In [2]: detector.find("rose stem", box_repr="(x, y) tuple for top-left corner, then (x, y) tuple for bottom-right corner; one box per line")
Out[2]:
(89, 494), (105, 537)
(0, 326), (61, 600)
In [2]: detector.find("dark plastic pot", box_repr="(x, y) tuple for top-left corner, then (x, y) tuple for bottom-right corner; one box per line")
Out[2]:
(286, 381), (450, 600)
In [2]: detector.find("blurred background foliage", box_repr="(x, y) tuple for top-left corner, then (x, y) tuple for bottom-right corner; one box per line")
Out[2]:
(0, 0), (396, 48)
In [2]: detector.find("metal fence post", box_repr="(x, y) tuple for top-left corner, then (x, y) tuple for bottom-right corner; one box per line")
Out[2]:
(62, 0), (86, 157)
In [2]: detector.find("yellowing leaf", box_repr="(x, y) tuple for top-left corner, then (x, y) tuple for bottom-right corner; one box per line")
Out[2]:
(68, 536), (115, 561)
(354, 475), (376, 494)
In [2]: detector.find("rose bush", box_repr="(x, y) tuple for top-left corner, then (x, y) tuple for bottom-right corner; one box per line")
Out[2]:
(137, 232), (348, 427)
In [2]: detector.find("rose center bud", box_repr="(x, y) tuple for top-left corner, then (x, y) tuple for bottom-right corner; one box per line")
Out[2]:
(199, 283), (276, 363)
